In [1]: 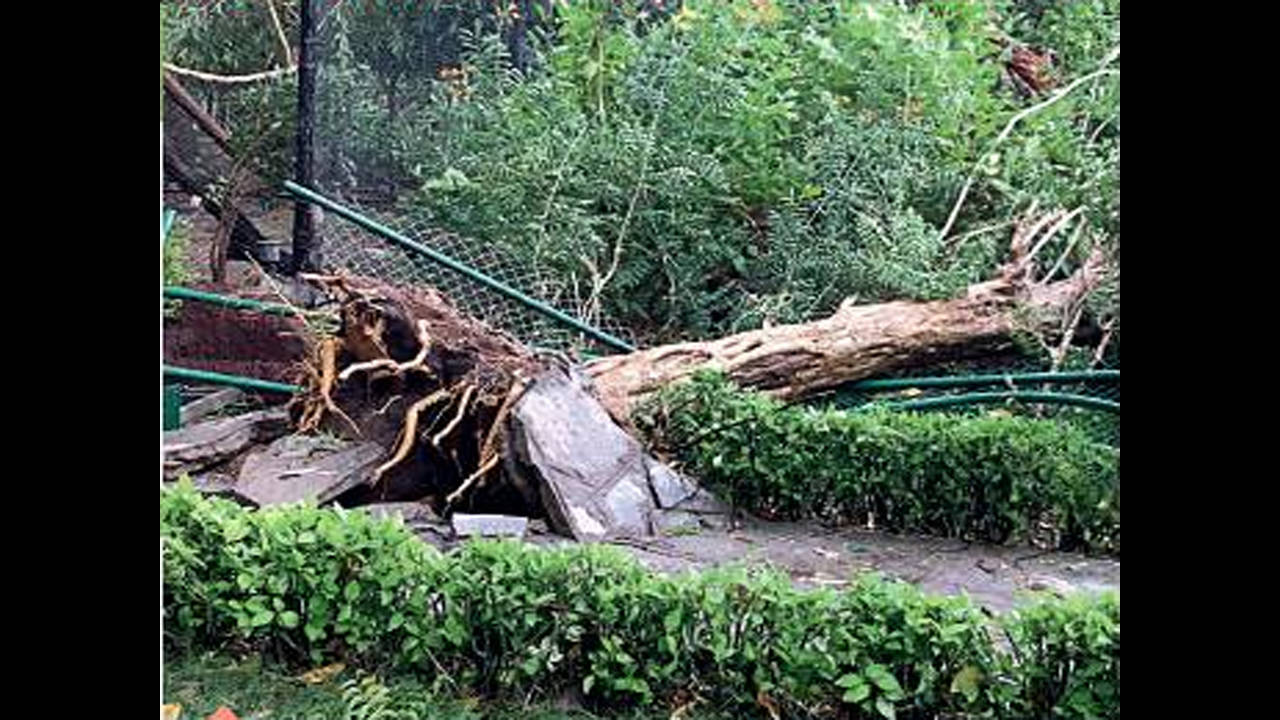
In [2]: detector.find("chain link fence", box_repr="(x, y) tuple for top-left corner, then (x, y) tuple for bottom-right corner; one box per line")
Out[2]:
(314, 202), (640, 356)
(301, 1), (646, 355)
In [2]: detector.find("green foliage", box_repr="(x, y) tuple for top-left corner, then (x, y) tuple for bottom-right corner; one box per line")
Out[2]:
(162, 1), (301, 186)
(1002, 592), (1120, 718)
(164, 653), (350, 719)
(162, 483), (1119, 718)
(163, 219), (191, 288)
(637, 372), (1119, 553)
(163, 218), (191, 319)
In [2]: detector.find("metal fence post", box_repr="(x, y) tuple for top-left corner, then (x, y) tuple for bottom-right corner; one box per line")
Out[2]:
(291, 0), (318, 274)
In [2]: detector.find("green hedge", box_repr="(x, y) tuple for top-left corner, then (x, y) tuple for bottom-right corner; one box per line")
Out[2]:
(162, 484), (1119, 719)
(636, 372), (1120, 554)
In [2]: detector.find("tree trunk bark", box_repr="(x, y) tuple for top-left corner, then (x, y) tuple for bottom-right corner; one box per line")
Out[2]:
(585, 247), (1107, 425)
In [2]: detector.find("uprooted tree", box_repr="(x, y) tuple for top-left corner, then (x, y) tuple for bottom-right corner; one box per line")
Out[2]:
(285, 208), (1114, 522)
(587, 208), (1113, 426)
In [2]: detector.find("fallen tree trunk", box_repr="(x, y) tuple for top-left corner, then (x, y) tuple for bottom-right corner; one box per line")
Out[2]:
(586, 219), (1109, 424)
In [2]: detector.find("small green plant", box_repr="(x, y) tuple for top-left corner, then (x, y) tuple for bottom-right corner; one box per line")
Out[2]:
(163, 218), (191, 319)
(340, 672), (415, 720)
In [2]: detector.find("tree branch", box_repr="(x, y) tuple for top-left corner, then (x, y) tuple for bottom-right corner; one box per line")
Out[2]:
(265, 0), (293, 67)
(939, 47), (1120, 246)
(164, 62), (296, 84)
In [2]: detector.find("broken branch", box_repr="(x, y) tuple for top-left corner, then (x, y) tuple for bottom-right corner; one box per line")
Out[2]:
(163, 62), (296, 84)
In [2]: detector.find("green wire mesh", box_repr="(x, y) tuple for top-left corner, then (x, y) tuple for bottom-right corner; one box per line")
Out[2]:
(313, 194), (640, 357)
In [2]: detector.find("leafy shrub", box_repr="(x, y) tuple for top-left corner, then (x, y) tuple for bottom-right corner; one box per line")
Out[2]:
(1001, 592), (1120, 718)
(637, 371), (1119, 553)
(162, 483), (1119, 718)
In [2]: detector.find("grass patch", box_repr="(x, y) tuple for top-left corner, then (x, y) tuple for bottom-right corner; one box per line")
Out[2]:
(164, 652), (719, 720)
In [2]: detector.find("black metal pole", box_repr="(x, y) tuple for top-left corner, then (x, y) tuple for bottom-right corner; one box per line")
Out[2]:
(508, 0), (532, 74)
(291, 0), (318, 274)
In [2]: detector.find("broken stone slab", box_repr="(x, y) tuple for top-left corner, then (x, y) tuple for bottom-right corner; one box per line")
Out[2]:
(509, 366), (655, 540)
(411, 525), (454, 551)
(361, 502), (441, 525)
(182, 473), (239, 497)
(652, 509), (702, 537)
(671, 488), (731, 516)
(235, 434), (385, 507)
(452, 513), (529, 538)
(360, 503), (452, 549)
(644, 457), (699, 509)
(180, 388), (246, 426)
(163, 408), (290, 479)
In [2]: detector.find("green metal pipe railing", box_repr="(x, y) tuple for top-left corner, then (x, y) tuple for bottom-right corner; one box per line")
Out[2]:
(163, 286), (323, 318)
(163, 365), (301, 395)
(162, 209), (177, 241)
(867, 390), (1119, 414)
(845, 370), (1118, 391)
(283, 181), (637, 353)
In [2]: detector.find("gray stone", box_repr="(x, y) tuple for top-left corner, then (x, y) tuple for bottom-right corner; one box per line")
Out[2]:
(358, 503), (451, 548)
(644, 458), (699, 509)
(235, 434), (384, 507)
(410, 525), (453, 551)
(696, 513), (730, 531)
(452, 513), (529, 538)
(179, 388), (246, 426)
(604, 479), (653, 536)
(362, 502), (441, 525)
(1026, 574), (1077, 598)
(672, 488), (731, 516)
(185, 473), (238, 496)
(509, 367), (658, 540)
(163, 409), (290, 479)
(652, 509), (702, 536)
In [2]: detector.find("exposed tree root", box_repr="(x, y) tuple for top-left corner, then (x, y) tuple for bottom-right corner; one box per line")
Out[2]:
(296, 336), (360, 436)
(479, 378), (528, 465)
(286, 274), (542, 508)
(432, 384), (475, 450)
(369, 387), (453, 486)
(442, 379), (529, 508)
(337, 319), (433, 381)
(445, 454), (501, 507)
